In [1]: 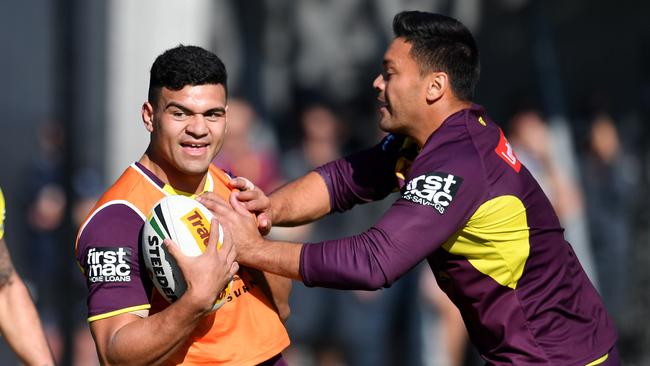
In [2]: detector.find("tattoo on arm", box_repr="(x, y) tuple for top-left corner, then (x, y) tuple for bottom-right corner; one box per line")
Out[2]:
(0, 240), (15, 287)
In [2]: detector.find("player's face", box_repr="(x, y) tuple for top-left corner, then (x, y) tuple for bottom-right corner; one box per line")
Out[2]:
(373, 38), (428, 135)
(144, 84), (227, 177)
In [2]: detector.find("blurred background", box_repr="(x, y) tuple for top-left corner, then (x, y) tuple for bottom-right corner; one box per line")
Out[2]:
(0, 0), (649, 365)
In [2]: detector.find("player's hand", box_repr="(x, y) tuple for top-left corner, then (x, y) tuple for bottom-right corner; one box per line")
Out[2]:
(226, 177), (272, 236)
(163, 218), (238, 314)
(197, 192), (265, 263)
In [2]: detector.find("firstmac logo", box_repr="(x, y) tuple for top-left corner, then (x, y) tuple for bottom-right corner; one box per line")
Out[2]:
(402, 172), (462, 214)
(86, 247), (132, 283)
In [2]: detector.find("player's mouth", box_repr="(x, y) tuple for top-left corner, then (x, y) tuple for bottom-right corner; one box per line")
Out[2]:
(377, 100), (390, 114)
(180, 142), (210, 156)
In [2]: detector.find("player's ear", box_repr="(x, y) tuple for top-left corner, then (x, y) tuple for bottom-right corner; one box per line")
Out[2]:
(142, 101), (155, 132)
(426, 72), (447, 103)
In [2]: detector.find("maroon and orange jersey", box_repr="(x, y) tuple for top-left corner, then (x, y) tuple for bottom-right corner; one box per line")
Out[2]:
(76, 162), (289, 365)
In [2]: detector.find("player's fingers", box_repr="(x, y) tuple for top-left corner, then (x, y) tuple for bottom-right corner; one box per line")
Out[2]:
(196, 192), (229, 212)
(257, 212), (272, 235)
(163, 238), (184, 263)
(215, 219), (236, 256)
(226, 242), (237, 264)
(228, 177), (255, 192)
(240, 191), (270, 212)
(229, 261), (240, 277)
(230, 192), (254, 217)
(233, 189), (258, 203)
(205, 218), (225, 254)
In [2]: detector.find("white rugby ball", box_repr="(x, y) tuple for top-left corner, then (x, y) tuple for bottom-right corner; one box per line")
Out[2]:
(141, 195), (233, 311)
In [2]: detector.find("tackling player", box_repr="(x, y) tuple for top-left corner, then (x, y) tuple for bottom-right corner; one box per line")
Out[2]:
(75, 45), (290, 365)
(0, 187), (55, 365)
(203, 11), (619, 365)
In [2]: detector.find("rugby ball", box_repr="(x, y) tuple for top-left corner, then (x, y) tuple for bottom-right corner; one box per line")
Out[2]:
(141, 195), (233, 312)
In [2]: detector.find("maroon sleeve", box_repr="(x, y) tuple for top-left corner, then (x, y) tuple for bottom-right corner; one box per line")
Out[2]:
(314, 134), (403, 212)
(76, 203), (151, 319)
(301, 147), (486, 290)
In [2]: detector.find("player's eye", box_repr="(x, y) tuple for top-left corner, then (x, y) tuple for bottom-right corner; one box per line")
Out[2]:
(204, 111), (224, 122)
(170, 110), (189, 121)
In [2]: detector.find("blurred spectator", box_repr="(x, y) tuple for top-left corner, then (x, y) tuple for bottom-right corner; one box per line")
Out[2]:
(281, 103), (422, 366)
(25, 121), (67, 363)
(581, 113), (637, 323)
(282, 104), (343, 179)
(508, 110), (598, 285)
(24, 122), (102, 366)
(280, 103), (351, 366)
(70, 168), (104, 366)
(212, 98), (283, 192)
(509, 111), (582, 218)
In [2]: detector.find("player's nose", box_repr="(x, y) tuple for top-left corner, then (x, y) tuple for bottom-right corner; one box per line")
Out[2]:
(373, 74), (385, 92)
(186, 114), (209, 137)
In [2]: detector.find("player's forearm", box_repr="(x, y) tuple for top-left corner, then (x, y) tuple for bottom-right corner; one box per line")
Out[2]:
(96, 294), (211, 366)
(238, 238), (303, 281)
(269, 171), (331, 226)
(0, 273), (54, 366)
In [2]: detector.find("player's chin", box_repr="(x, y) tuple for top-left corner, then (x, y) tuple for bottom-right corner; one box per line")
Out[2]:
(178, 159), (211, 175)
(378, 118), (397, 134)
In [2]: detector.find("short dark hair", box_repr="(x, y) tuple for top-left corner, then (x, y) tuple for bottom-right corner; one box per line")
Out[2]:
(393, 11), (480, 101)
(148, 45), (227, 105)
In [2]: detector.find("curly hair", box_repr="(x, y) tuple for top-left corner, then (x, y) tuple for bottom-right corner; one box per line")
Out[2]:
(148, 45), (227, 105)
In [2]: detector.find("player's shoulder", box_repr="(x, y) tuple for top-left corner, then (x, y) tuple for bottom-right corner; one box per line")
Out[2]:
(76, 164), (166, 245)
(77, 201), (144, 245)
(406, 110), (493, 204)
(417, 127), (484, 180)
(89, 164), (167, 218)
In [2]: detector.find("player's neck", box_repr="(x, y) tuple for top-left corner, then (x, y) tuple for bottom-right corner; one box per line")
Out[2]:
(413, 99), (473, 147)
(139, 152), (207, 195)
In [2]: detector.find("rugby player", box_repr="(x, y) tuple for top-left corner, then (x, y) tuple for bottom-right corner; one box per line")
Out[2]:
(0, 187), (55, 365)
(75, 45), (290, 365)
(203, 11), (619, 365)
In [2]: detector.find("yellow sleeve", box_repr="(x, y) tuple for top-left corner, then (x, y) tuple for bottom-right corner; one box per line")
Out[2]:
(0, 187), (5, 240)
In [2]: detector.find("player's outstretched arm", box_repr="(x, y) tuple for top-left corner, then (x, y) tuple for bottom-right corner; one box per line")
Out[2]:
(229, 171), (330, 229)
(0, 238), (55, 366)
(90, 220), (238, 366)
(268, 171), (331, 226)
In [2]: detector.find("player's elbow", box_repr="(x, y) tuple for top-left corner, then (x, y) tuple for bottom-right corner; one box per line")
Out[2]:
(343, 267), (389, 291)
(363, 271), (391, 290)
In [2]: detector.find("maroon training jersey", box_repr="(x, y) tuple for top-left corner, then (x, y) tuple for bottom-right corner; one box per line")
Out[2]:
(302, 104), (617, 365)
